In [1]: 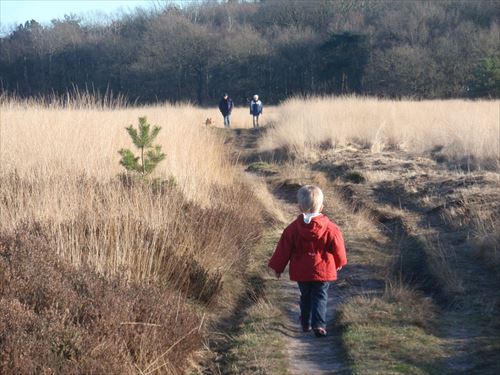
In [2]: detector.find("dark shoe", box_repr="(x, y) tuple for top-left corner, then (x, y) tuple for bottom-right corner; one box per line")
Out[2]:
(313, 327), (327, 337)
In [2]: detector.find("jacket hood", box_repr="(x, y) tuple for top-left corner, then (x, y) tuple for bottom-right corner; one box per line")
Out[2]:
(295, 214), (329, 241)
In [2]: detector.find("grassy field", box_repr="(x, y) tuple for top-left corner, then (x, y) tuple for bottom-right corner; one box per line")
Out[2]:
(0, 97), (273, 373)
(1, 95), (498, 374)
(260, 96), (499, 170)
(255, 97), (499, 374)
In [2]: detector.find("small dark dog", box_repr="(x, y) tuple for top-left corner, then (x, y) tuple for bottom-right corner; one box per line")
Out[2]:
(205, 117), (214, 127)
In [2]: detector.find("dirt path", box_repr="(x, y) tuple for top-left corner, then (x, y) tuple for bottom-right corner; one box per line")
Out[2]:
(224, 128), (373, 375)
(280, 277), (347, 375)
(270, 195), (351, 375)
(222, 127), (499, 374)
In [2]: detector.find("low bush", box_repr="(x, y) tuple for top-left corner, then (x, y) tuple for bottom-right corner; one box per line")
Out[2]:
(0, 227), (202, 374)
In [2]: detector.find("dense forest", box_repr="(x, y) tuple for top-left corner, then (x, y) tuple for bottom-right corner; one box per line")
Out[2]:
(0, 0), (498, 104)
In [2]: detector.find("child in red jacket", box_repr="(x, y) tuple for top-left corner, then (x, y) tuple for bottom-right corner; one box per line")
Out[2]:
(268, 185), (347, 337)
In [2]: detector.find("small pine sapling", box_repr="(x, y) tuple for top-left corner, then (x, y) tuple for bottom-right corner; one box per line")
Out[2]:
(118, 117), (166, 176)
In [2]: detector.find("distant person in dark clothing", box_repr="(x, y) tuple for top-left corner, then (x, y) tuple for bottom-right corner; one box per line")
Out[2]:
(219, 93), (234, 128)
(250, 94), (263, 128)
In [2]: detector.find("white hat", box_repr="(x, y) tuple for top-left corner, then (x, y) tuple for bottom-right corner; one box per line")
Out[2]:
(253, 94), (259, 100)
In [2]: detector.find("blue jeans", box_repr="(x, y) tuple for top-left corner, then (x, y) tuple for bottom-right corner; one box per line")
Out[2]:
(223, 115), (231, 128)
(252, 115), (260, 128)
(298, 281), (330, 329)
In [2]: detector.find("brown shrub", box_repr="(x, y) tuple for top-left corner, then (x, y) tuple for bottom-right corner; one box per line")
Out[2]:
(1, 172), (263, 304)
(0, 227), (203, 374)
(0, 170), (265, 373)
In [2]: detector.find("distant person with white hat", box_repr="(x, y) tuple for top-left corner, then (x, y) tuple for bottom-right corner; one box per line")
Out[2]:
(250, 94), (263, 128)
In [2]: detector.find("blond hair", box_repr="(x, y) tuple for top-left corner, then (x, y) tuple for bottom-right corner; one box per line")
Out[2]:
(297, 185), (324, 213)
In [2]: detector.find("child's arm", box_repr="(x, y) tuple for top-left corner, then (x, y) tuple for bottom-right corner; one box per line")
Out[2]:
(332, 228), (347, 271)
(268, 227), (293, 279)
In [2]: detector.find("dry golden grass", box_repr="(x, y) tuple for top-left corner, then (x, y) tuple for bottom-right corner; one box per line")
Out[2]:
(260, 96), (500, 169)
(2, 101), (237, 273)
(0, 98), (268, 373)
(1, 101), (234, 203)
(2, 94), (498, 373)
(0, 98), (270, 286)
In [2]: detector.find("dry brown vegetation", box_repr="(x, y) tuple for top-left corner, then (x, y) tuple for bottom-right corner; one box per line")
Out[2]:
(0, 228), (202, 374)
(1, 96), (499, 373)
(245, 98), (499, 373)
(0, 98), (273, 373)
(260, 96), (499, 170)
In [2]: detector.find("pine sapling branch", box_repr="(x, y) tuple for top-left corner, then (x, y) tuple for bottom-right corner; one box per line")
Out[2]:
(118, 117), (165, 177)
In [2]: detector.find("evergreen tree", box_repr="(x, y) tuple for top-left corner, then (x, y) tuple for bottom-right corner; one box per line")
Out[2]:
(118, 117), (166, 176)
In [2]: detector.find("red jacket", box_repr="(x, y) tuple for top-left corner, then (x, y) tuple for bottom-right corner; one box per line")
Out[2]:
(268, 214), (347, 282)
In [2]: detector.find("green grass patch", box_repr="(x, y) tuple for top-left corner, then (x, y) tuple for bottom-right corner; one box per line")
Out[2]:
(338, 288), (447, 375)
(219, 230), (289, 374)
(344, 324), (445, 375)
(246, 161), (278, 175)
(225, 299), (289, 375)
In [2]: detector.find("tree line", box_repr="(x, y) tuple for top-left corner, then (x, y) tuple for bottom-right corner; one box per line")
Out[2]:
(0, 0), (498, 105)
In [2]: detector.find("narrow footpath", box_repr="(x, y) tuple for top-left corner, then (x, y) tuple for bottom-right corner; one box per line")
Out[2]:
(222, 128), (383, 375)
(216, 127), (499, 374)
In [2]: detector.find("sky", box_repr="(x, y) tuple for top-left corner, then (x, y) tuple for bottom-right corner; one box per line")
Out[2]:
(0, 0), (166, 30)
